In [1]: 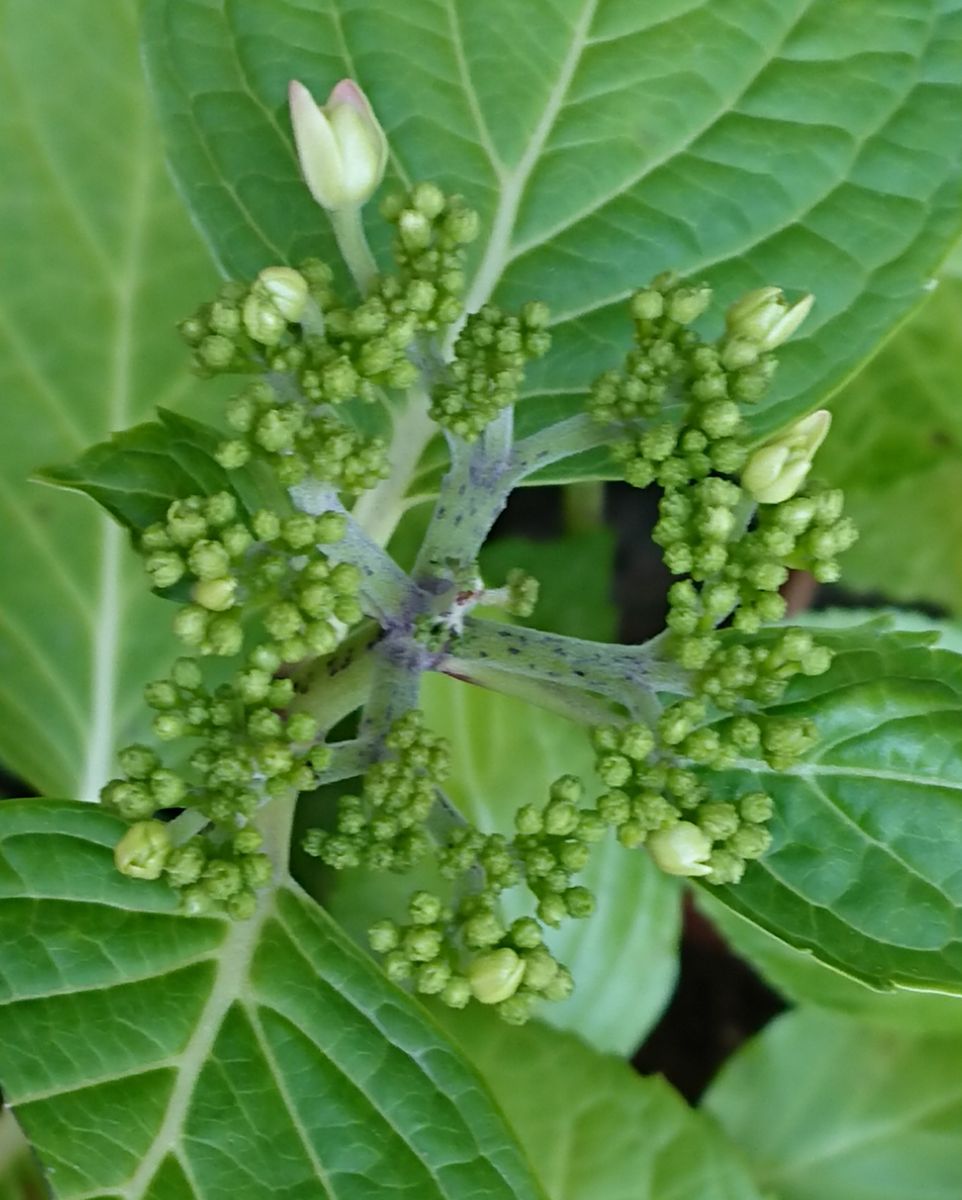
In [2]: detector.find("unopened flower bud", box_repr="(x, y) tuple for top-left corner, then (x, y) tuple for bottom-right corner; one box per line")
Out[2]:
(256, 267), (309, 321)
(742, 410), (831, 505)
(647, 821), (712, 877)
(726, 287), (814, 350)
(115, 820), (172, 880)
(468, 948), (525, 1005)
(289, 78), (387, 212)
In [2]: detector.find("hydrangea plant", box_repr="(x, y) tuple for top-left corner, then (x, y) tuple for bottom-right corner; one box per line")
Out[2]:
(3, 3), (962, 1197)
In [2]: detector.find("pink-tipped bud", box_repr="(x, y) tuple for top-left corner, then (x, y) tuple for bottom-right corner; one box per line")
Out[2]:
(289, 78), (387, 212)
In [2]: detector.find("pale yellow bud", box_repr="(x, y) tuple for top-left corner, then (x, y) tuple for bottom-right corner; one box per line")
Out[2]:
(256, 267), (309, 321)
(289, 78), (387, 212)
(115, 821), (172, 881)
(647, 821), (712, 877)
(742, 410), (832, 505)
(468, 948), (525, 1005)
(726, 287), (814, 350)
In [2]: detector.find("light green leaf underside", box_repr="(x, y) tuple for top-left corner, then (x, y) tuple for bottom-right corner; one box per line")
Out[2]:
(704, 631), (962, 992)
(0, 1110), (43, 1200)
(0, 800), (544, 1200)
(819, 274), (962, 614)
(442, 1013), (764, 1200)
(421, 675), (681, 1057)
(0, 0), (222, 799)
(704, 1008), (962, 1200)
(144, 0), (962, 451)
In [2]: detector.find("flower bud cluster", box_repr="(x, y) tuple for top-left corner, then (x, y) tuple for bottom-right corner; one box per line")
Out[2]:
(113, 819), (275, 920)
(304, 712), (598, 1023)
(380, 182), (481, 330)
(588, 722), (774, 885)
(105, 655), (329, 820)
(104, 651), (334, 916)
(431, 301), (552, 440)
(139, 494), (355, 660)
(304, 711), (446, 872)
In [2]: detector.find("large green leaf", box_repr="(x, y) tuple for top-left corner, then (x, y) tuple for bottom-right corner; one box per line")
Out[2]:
(819, 275), (962, 613)
(421, 675), (681, 1056)
(0, 799), (544, 1200)
(0, 0), (220, 799)
(704, 1008), (962, 1200)
(699, 892), (962, 1033)
(443, 1013), (764, 1200)
(703, 630), (962, 993)
(144, 0), (962, 444)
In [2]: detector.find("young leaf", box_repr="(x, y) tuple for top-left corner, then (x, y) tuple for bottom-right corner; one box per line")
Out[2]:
(443, 1012), (764, 1200)
(143, 0), (962, 451)
(704, 1008), (962, 1200)
(40, 410), (291, 540)
(0, 800), (545, 1200)
(702, 630), (962, 993)
(0, 0), (222, 799)
(819, 276), (962, 613)
(421, 675), (681, 1056)
(698, 891), (962, 1034)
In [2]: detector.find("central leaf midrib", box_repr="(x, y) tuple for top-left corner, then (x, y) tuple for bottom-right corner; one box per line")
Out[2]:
(114, 901), (270, 1199)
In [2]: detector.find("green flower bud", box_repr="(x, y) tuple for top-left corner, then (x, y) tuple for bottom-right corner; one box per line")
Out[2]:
(145, 551), (185, 589)
(667, 284), (711, 324)
(315, 511), (347, 543)
(173, 605), (209, 646)
(729, 824), (772, 860)
(564, 886), (595, 918)
(192, 577), (237, 612)
(289, 78), (387, 212)
(522, 947), (559, 991)
(181, 884), (218, 916)
(647, 821), (712, 877)
(404, 926), (442, 962)
(542, 965), (574, 1003)
(368, 919), (400, 953)
(227, 890), (258, 920)
(117, 743), (159, 780)
(468, 948), (525, 1005)
(188, 539), (231, 581)
(726, 287), (814, 350)
(416, 960), (452, 995)
(441, 975), (472, 1009)
(537, 893), (567, 927)
(165, 842), (206, 887)
(463, 911), (505, 948)
(697, 802), (739, 840)
(408, 890), (443, 926)
(742, 410), (831, 505)
(114, 820), (171, 880)
(203, 859), (243, 900)
(150, 769), (187, 807)
(544, 799), (579, 837)
(509, 917), (543, 950)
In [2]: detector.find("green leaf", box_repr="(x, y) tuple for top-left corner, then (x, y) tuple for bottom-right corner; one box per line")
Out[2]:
(819, 275), (962, 613)
(441, 1013), (764, 1200)
(698, 891), (962, 1033)
(704, 1008), (962, 1200)
(421, 675), (681, 1056)
(144, 0), (962, 453)
(0, 799), (544, 1200)
(702, 630), (962, 993)
(0, 0), (221, 799)
(39, 410), (290, 542)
